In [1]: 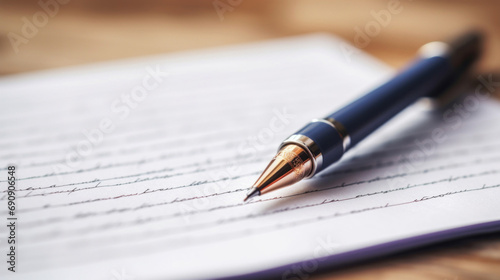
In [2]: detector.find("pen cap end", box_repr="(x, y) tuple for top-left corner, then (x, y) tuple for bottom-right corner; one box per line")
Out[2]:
(447, 30), (484, 63)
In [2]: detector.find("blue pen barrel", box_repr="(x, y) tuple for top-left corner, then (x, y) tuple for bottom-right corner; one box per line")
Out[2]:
(329, 55), (451, 148)
(294, 55), (453, 174)
(288, 32), (482, 176)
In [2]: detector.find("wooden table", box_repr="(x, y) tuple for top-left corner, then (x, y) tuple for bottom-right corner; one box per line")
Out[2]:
(1, 1), (499, 279)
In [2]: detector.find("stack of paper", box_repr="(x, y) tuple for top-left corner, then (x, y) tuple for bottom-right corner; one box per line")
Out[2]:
(1, 34), (499, 280)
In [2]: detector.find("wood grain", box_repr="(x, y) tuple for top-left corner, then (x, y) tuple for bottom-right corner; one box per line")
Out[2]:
(1, 1), (499, 279)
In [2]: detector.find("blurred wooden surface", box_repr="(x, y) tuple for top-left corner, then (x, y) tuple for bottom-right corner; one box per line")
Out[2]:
(1, 0), (500, 75)
(1, 0), (500, 279)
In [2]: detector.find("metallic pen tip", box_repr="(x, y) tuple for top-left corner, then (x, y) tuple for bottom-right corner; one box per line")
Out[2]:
(244, 144), (313, 201)
(244, 188), (260, 202)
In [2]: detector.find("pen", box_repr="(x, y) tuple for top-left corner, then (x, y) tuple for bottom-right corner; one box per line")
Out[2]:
(244, 31), (483, 202)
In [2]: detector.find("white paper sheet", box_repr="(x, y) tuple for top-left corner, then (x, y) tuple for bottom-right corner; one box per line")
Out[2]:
(1, 34), (499, 280)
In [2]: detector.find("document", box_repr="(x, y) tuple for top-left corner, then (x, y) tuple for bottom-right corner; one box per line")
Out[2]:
(1, 34), (499, 280)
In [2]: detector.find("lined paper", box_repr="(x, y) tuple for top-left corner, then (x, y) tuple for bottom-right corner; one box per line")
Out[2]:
(1, 34), (500, 280)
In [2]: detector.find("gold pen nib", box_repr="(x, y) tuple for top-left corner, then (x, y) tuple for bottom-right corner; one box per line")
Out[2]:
(243, 144), (313, 202)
